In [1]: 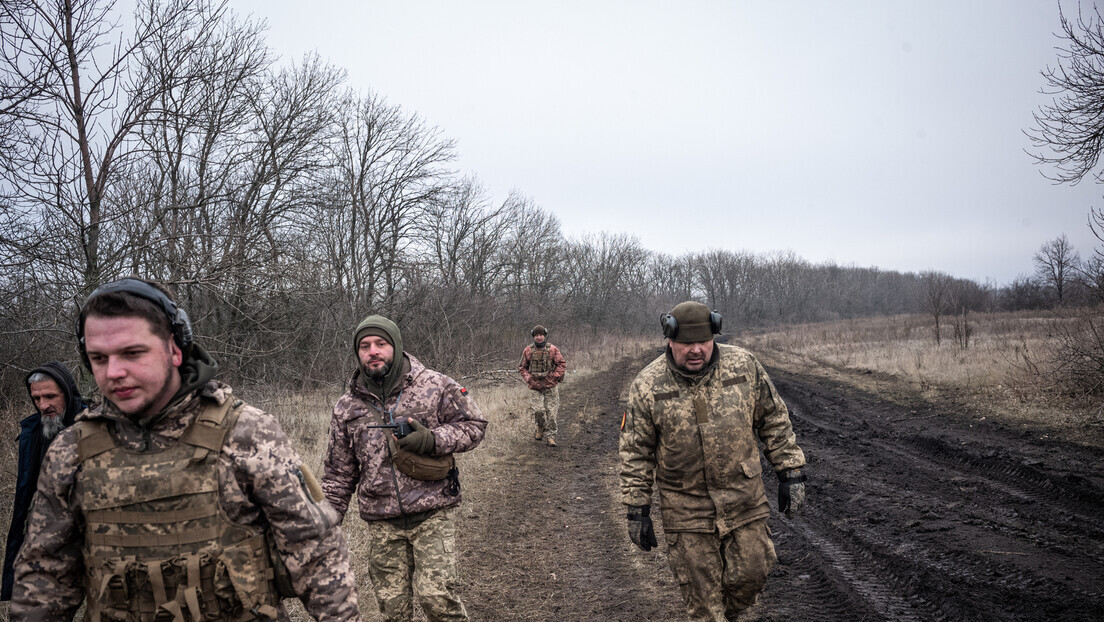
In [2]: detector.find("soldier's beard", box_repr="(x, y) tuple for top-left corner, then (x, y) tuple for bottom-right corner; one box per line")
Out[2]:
(41, 414), (64, 440)
(366, 362), (391, 381)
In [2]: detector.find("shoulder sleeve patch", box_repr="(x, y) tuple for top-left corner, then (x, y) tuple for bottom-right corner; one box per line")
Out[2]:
(460, 387), (468, 395)
(654, 390), (679, 401)
(722, 375), (748, 387)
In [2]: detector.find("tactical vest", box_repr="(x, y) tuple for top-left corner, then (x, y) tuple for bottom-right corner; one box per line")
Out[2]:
(75, 399), (281, 622)
(529, 346), (553, 375)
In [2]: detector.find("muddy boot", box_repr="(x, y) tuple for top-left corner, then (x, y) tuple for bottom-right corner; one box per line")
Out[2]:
(534, 426), (543, 441)
(546, 437), (557, 447)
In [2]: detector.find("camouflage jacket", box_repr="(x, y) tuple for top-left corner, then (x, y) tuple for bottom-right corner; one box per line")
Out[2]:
(322, 354), (487, 522)
(619, 344), (805, 534)
(518, 343), (567, 391)
(11, 381), (361, 622)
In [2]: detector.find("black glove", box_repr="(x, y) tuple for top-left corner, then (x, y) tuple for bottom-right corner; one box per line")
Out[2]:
(778, 468), (807, 518)
(396, 418), (435, 455)
(626, 505), (658, 551)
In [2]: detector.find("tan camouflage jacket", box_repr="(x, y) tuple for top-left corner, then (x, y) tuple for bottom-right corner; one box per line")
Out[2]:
(11, 381), (361, 622)
(518, 343), (567, 391)
(322, 354), (487, 522)
(619, 344), (805, 534)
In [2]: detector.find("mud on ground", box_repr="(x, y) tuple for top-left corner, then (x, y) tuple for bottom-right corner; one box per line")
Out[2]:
(452, 348), (1104, 621)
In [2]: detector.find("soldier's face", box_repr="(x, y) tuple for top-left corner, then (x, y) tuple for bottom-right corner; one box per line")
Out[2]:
(533, 334), (546, 345)
(358, 335), (394, 379)
(669, 339), (714, 373)
(84, 314), (183, 420)
(29, 379), (66, 419)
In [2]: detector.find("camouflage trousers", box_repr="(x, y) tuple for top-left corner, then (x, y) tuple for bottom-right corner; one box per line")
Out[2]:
(365, 507), (468, 622)
(528, 386), (560, 440)
(664, 519), (777, 622)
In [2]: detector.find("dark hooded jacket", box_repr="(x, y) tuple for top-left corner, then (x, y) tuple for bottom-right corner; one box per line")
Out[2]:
(2, 362), (84, 600)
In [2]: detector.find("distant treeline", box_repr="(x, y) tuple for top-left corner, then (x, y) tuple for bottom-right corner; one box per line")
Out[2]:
(0, 0), (1098, 400)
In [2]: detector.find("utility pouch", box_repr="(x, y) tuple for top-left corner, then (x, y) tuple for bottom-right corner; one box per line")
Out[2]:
(369, 399), (456, 482)
(390, 443), (456, 481)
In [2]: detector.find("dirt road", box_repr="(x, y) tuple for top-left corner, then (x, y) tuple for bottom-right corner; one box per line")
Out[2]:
(457, 350), (1104, 621)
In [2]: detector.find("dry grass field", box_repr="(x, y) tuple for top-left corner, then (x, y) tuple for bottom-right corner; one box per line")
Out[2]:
(738, 310), (1104, 449)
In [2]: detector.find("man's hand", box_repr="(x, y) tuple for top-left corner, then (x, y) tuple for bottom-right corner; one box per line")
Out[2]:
(396, 418), (435, 455)
(778, 468), (807, 518)
(626, 505), (657, 551)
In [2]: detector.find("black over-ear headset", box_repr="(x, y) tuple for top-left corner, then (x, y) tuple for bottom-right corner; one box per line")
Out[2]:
(660, 309), (723, 340)
(76, 279), (194, 366)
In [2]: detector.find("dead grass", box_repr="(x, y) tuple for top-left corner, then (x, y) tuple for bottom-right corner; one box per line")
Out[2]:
(739, 312), (1069, 393)
(738, 310), (1104, 448)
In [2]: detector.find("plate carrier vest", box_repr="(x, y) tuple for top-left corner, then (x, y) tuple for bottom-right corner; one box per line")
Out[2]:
(75, 398), (281, 621)
(528, 345), (553, 375)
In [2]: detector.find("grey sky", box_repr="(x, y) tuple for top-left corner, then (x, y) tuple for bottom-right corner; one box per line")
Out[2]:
(226, 0), (1101, 284)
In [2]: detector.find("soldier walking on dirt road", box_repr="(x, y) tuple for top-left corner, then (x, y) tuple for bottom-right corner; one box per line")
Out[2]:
(518, 324), (567, 447)
(12, 278), (361, 621)
(619, 301), (807, 621)
(323, 315), (487, 622)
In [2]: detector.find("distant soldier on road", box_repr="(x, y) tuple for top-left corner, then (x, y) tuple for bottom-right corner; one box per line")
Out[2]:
(619, 301), (807, 621)
(2, 362), (85, 602)
(12, 278), (360, 621)
(323, 315), (487, 622)
(518, 325), (567, 447)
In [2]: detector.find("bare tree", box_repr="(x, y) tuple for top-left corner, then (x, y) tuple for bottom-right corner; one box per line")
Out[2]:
(1078, 207), (1104, 303)
(0, 0), (227, 289)
(921, 271), (953, 345)
(328, 91), (455, 318)
(947, 279), (989, 350)
(1034, 233), (1081, 305)
(1029, 3), (1104, 184)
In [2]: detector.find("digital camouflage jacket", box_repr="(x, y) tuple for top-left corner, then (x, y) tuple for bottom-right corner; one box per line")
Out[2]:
(619, 344), (805, 535)
(322, 354), (487, 522)
(11, 381), (360, 622)
(518, 343), (566, 392)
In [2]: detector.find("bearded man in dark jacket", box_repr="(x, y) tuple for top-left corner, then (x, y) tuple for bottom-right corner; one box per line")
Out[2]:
(1, 362), (85, 601)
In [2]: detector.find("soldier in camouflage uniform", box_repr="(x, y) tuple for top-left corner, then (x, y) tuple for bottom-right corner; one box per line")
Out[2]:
(517, 325), (567, 446)
(322, 315), (486, 622)
(12, 278), (360, 622)
(619, 301), (807, 621)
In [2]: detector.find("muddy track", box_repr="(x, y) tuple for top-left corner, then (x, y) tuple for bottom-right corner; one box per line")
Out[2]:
(460, 352), (686, 621)
(455, 353), (1104, 621)
(763, 367), (1104, 622)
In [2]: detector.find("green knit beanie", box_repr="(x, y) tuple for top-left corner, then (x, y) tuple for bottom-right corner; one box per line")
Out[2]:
(353, 315), (405, 395)
(666, 301), (717, 343)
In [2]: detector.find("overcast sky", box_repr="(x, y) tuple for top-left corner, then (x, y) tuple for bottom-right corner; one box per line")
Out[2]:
(226, 0), (1101, 285)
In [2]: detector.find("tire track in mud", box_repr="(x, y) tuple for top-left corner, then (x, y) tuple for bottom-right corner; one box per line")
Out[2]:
(792, 400), (1104, 528)
(763, 367), (1104, 621)
(784, 397), (1104, 599)
(786, 510), (933, 622)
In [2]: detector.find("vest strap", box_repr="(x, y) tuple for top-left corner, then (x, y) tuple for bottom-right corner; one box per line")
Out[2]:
(86, 504), (218, 525)
(158, 600), (185, 622)
(184, 554), (203, 621)
(147, 560), (169, 607)
(87, 526), (220, 548)
(180, 398), (236, 452)
(77, 422), (116, 463)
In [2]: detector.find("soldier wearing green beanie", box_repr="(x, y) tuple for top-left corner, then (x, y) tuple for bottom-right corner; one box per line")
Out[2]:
(324, 313), (487, 622)
(619, 301), (807, 620)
